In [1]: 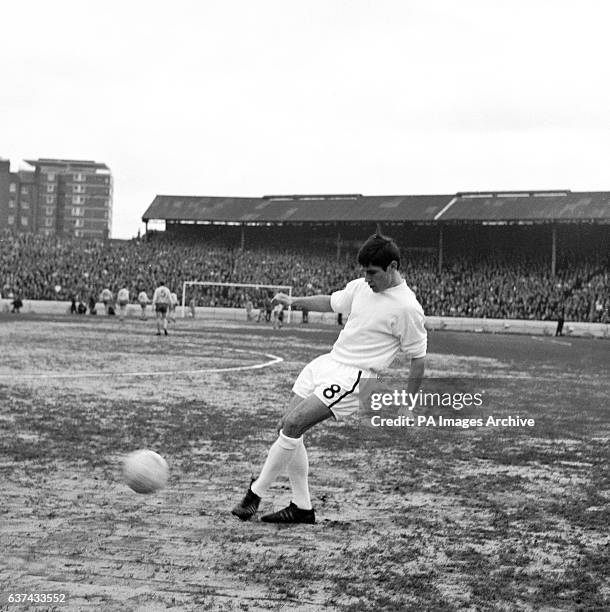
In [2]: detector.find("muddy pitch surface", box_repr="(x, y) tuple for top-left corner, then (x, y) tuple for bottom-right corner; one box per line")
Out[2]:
(1, 315), (608, 611)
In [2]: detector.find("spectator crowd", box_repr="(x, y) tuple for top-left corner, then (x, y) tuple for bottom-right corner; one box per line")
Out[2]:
(0, 230), (607, 323)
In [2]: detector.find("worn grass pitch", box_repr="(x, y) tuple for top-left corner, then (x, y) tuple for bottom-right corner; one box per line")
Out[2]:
(0, 314), (608, 611)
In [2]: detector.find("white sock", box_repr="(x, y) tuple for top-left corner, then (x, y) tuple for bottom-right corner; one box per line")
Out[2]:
(251, 431), (300, 497)
(287, 439), (312, 510)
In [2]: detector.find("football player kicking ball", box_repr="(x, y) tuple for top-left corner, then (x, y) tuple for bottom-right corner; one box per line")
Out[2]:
(232, 233), (427, 524)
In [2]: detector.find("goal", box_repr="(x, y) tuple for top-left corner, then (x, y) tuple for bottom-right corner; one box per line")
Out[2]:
(181, 281), (293, 323)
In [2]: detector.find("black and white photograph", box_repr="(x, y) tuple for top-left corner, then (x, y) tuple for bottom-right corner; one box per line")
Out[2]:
(0, 1), (608, 610)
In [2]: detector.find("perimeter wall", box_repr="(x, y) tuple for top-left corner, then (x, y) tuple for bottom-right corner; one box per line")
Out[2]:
(5, 300), (608, 339)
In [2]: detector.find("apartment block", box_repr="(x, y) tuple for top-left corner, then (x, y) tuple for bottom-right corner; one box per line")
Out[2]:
(0, 158), (112, 239)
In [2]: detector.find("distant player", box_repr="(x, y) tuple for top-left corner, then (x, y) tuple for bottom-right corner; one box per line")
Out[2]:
(232, 233), (427, 523)
(11, 294), (23, 314)
(271, 302), (284, 329)
(169, 291), (179, 323)
(100, 288), (113, 315)
(245, 296), (254, 321)
(117, 287), (130, 322)
(555, 304), (565, 337)
(138, 290), (149, 320)
(263, 295), (273, 322)
(256, 297), (265, 322)
(152, 282), (172, 336)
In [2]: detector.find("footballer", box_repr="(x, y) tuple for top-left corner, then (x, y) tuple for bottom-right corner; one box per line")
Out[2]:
(138, 290), (149, 320)
(152, 282), (172, 336)
(169, 291), (179, 323)
(117, 287), (130, 322)
(100, 287), (113, 316)
(232, 232), (427, 524)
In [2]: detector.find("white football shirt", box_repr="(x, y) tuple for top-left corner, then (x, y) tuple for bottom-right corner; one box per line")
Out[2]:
(118, 288), (129, 302)
(152, 286), (171, 305)
(330, 278), (427, 371)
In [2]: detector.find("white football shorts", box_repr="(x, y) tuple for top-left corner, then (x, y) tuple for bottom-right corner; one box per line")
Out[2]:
(292, 353), (376, 420)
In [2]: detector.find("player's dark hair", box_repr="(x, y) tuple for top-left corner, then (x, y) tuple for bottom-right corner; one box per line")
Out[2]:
(357, 231), (401, 270)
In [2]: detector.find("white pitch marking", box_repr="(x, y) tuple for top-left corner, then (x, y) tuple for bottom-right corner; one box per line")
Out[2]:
(0, 350), (283, 380)
(530, 335), (572, 347)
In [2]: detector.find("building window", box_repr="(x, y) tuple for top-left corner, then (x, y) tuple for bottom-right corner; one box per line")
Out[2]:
(45, 207), (54, 216)
(46, 195), (54, 204)
(71, 207), (84, 216)
(21, 201), (30, 210)
(74, 218), (84, 228)
(73, 173), (84, 182)
(44, 218), (53, 227)
(73, 184), (86, 193)
(72, 195), (84, 205)
(47, 184), (55, 193)
(21, 216), (28, 227)
(9, 183), (16, 193)
(46, 172), (55, 182)
(20, 185), (28, 195)
(74, 230), (81, 237)
(8, 199), (16, 209)
(7, 215), (14, 225)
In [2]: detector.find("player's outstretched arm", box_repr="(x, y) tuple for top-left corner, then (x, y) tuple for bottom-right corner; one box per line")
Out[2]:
(272, 293), (333, 312)
(407, 357), (425, 396)
(395, 356), (425, 417)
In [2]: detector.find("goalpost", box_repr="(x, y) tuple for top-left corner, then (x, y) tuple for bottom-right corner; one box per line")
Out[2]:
(181, 281), (293, 323)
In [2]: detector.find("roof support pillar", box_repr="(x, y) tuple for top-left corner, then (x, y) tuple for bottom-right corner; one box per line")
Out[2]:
(551, 225), (557, 277)
(240, 223), (245, 250)
(336, 228), (342, 261)
(438, 225), (444, 274)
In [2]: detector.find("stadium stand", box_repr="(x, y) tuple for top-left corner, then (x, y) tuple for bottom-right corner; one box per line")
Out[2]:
(1, 190), (607, 323)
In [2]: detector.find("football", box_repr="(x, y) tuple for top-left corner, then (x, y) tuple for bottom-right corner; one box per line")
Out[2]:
(123, 449), (169, 494)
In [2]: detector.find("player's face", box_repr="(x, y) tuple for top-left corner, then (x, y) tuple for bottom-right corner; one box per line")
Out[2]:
(363, 264), (394, 292)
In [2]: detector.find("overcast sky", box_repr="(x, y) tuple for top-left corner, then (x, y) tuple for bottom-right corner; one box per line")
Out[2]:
(1, 0), (609, 238)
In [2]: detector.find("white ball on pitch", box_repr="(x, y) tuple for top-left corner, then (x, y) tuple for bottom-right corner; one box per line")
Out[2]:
(123, 449), (169, 494)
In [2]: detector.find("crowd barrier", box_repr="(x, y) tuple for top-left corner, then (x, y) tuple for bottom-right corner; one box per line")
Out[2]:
(424, 315), (608, 339)
(3, 299), (607, 339)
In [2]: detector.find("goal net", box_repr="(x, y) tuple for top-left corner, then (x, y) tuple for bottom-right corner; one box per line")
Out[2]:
(181, 281), (293, 323)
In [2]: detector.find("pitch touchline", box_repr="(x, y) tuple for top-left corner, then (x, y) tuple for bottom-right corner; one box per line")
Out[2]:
(0, 350), (283, 380)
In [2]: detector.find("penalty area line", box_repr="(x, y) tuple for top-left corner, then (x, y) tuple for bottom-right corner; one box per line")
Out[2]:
(0, 351), (283, 380)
